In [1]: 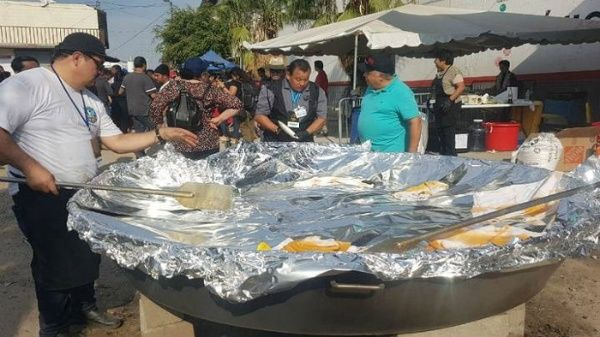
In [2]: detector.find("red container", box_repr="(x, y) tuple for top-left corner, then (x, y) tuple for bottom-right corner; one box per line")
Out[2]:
(484, 122), (520, 151)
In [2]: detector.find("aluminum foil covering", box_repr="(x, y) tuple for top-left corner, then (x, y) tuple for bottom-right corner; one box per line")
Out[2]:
(66, 143), (600, 303)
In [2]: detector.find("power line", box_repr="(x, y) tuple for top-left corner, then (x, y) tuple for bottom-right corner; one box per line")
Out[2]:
(110, 11), (168, 52)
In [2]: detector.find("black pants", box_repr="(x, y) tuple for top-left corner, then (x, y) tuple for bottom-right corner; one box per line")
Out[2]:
(34, 282), (96, 336)
(12, 185), (100, 337)
(436, 125), (457, 156)
(434, 99), (460, 156)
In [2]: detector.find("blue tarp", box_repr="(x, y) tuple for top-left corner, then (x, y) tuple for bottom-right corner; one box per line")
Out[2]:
(200, 50), (238, 71)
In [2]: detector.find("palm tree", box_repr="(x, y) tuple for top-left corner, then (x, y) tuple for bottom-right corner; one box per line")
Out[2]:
(218, 0), (253, 65)
(217, 0), (405, 71)
(286, 0), (338, 29)
(285, 0), (406, 84)
(286, 0), (406, 27)
(255, 0), (287, 40)
(218, 0), (286, 70)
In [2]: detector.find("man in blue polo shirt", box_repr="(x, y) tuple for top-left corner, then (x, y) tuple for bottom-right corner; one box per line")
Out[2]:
(357, 55), (421, 152)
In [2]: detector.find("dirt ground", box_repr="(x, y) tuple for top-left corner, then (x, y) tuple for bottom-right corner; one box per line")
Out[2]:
(0, 151), (599, 336)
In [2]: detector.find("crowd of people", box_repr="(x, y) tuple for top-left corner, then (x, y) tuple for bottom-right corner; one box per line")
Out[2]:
(0, 28), (516, 337)
(0, 55), (41, 82)
(1, 48), (436, 158)
(0, 45), (520, 162)
(60, 53), (339, 159)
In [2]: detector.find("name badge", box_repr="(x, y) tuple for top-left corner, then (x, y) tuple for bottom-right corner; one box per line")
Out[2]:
(294, 106), (307, 119)
(90, 137), (102, 159)
(287, 121), (300, 128)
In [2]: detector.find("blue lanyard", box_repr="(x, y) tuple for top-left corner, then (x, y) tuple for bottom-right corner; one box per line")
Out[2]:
(290, 90), (302, 107)
(51, 65), (91, 132)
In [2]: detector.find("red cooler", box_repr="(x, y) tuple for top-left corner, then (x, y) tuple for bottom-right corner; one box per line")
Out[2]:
(484, 122), (520, 151)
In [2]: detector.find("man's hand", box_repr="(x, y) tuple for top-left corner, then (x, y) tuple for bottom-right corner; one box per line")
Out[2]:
(23, 163), (58, 195)
(159, 127), (199, 147)
(209, 116), (223, 130)
(440, 99), (453, 113)
(0, 129), (57, 194)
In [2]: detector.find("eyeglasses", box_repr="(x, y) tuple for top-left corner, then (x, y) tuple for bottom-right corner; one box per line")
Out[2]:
(83, 53), (105, 70)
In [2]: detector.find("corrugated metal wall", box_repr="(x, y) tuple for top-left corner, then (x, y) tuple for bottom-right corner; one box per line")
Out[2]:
(0, 26), (100, 49)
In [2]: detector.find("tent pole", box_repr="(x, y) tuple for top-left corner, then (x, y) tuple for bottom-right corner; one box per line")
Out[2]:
(352, 33), (358, 91)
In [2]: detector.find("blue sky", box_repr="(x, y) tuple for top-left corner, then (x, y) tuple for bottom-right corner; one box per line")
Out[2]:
(58, 0), (202, 68)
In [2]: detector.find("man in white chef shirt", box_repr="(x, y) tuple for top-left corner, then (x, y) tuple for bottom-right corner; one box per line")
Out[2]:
(0, 33), (198, 337)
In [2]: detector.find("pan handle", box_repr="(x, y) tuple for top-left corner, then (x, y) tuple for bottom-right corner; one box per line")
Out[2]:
(329, 280), (385, 293)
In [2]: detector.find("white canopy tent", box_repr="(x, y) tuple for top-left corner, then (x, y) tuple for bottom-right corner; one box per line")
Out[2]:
(246, 4), (600, 89)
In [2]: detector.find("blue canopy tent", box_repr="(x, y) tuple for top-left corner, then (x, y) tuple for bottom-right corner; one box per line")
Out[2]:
(200, 50), (238, 71)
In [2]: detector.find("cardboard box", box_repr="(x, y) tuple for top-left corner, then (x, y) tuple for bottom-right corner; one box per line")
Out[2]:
(555, 127), (600, 172)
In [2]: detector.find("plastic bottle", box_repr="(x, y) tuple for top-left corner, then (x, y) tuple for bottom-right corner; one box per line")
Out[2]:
(507, 87), (513, 104)
(468, 119), (486, 152)
(518, 130), (526, 146)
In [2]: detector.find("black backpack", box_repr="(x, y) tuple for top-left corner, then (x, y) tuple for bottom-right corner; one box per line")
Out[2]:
(240, 81), (259, 115)
(167, 83), (209, 132)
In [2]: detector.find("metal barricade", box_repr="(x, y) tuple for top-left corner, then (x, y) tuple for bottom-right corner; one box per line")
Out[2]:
(414, 92), (432, 111)
(336, 93), (432, 144)
(337, 96), (362, 143)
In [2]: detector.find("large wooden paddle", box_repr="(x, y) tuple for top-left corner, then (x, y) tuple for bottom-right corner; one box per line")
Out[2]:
(0, 177), (233, 210)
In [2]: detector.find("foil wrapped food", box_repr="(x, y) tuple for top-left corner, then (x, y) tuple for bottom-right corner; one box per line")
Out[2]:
(66, 143), (600, 303)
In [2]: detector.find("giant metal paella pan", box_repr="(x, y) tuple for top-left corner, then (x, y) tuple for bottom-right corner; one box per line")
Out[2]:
(67, 143), (600, 335)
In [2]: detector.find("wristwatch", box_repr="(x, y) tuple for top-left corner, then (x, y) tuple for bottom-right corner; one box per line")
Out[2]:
(155, 127), (166, 144)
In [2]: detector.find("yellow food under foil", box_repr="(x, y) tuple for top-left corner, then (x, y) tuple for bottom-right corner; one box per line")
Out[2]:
(392, 180), (449, 201)
(282, 236), (351, 253)
(256, 241), (272, 251)
(427, 225), (538, 251)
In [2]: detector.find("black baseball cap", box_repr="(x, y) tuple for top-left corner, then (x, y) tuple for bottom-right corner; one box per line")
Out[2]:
(56, 32), (120, 62)
(359, 54), (395, 75)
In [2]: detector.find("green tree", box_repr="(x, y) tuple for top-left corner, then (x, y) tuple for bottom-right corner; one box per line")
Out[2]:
(216, 0), (287, 69)
(155, 6), (232, 65)
(255, 0), (287, 40)
(286, 0), (405, 27)
(285, 0), (405, 83)
(218, 0), (255, 67)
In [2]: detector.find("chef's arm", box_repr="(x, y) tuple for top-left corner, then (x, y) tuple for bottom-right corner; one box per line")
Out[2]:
(0, 128), (58, 194)
(407, 117), (422, 153)
(305, 117), (327, 135)
(254, 86), (278, 133)
(101, 127), (198, 154)
(255, 115), (279, 134)
(306, 88), (328, 135)
(449, 82), (465, 102)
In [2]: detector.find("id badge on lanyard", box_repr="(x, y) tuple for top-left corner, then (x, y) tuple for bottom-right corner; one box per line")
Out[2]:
(288, 106), (307, 129)
(54, 68), (101, 159)
(288, 90), (305, 129)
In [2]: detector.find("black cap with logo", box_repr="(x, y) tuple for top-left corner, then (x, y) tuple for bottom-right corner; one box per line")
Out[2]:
(56, 32), (120, 62)
(358, 54), (395, 75)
